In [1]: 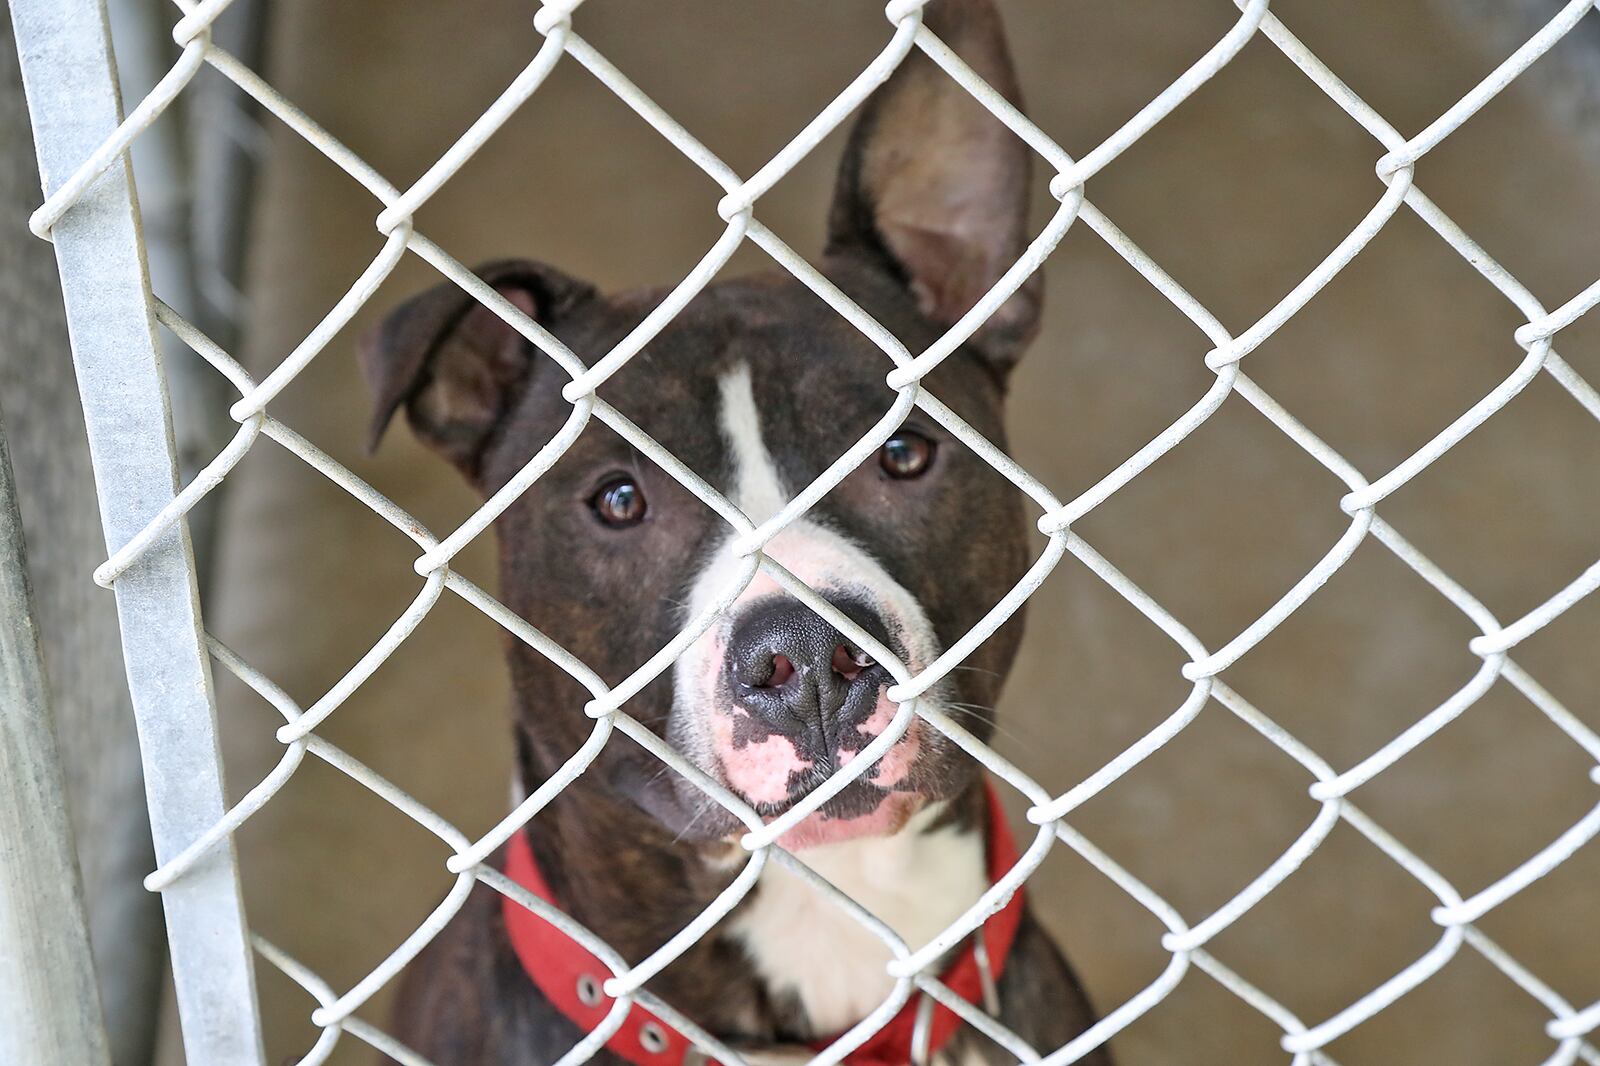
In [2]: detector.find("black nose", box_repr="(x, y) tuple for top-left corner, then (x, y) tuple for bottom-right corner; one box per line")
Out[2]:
(726, 597), (893, 758)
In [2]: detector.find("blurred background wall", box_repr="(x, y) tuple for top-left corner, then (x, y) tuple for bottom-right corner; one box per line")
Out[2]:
(16, 1), (1591, 1064)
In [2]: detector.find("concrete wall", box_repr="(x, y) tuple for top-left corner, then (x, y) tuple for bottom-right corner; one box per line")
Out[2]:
(175, 2), (1600, 1062)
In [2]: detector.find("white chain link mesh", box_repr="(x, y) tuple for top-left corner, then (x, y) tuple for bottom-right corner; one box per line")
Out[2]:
(23, 0), (1600, 1063)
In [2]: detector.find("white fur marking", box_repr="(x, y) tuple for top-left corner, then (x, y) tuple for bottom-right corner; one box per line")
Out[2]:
(690, 362), (940, 657)
(729, 803), (987, 1036)
(685, 366), (980, 1034)
(677, 363), (949, 780)
(720, 363), (785, 524)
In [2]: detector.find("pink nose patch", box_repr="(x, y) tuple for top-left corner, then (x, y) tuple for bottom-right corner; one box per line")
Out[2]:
(837, 694), (921, 789)
(712, 689), (920, 806)
(710, 707), (811, 806)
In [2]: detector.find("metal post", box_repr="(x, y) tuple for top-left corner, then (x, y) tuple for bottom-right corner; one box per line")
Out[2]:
(0, 408), (111, 1066)
(106, 0), (232, 577)
(9, 1), (267, 1062)
(105, 0), (255, 588)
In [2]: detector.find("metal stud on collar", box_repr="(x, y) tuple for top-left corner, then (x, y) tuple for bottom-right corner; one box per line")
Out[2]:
(576, 973), (604, 1008)
(639, 1021), (671, 1055)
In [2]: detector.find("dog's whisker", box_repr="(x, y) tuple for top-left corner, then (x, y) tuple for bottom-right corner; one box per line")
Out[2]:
(930, 703), (1034, 747)
(671, 798), (717, 845)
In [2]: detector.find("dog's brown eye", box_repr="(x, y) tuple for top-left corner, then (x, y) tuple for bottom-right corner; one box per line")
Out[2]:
(591, 477), (647, 527)
(880, 431), (935, 479)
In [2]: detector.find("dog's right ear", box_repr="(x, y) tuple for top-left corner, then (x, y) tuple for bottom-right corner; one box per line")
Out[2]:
(360, 259), (595, 484)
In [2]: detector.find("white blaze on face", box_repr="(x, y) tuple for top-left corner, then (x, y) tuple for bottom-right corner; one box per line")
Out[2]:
(672, 362), (941, 820)
(716, 360), (785, 526)
(684, 366), (986, 1038)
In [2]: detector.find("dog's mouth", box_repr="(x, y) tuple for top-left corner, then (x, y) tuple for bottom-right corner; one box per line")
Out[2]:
(766, 793), (926, 851)
(737, 774), (927, 851)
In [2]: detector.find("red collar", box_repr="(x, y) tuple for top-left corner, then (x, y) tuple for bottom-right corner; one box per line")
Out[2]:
(501, 782), (1025, 1066)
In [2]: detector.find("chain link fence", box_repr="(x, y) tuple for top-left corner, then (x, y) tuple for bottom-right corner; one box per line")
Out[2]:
(11, 0), (1600, 1063)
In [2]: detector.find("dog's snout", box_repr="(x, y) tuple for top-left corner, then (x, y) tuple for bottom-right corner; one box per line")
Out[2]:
(727, 598), (890, 745)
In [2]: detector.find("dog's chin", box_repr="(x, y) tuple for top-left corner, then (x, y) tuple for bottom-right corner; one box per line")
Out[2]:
(734, 775), (929, 851)
(766, 788), (926, 851)
(655, 773), (929, 852)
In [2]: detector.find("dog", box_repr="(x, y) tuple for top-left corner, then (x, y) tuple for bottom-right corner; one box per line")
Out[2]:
(360, 1), (1107, 1062)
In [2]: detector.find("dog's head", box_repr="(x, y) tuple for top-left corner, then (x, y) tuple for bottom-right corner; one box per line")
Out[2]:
(362, 0), (1039, 849)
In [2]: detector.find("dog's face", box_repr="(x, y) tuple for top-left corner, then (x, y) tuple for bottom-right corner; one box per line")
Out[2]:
(363, 0), (1039, 848)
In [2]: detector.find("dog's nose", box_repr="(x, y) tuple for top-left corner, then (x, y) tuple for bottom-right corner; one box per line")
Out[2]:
(726, 597), (893, 752)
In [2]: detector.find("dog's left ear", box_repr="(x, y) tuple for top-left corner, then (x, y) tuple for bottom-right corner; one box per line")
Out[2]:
(826, 0), (1037, 375)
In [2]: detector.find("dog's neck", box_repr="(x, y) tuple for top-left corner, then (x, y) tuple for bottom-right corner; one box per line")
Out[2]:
(512, 763), (990, 1043)
(725, 798), (989, 1037)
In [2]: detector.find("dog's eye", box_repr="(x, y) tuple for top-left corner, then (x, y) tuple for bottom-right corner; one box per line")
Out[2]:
(590, 476), (648, 527)
(880, 431), (935, 479)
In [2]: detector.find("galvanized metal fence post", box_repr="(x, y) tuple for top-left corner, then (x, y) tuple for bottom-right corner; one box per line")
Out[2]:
(0, 407), (112, 1066)
(8, 0), (267, 1062)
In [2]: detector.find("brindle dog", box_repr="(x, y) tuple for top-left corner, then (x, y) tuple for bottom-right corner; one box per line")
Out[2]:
(361, 1), (1107, 1062)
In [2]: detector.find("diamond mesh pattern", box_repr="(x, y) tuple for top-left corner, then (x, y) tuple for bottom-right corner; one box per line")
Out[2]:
(20, 0), (1600, 1063)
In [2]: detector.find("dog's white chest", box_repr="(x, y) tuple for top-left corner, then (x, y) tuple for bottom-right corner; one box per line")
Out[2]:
(726, 807), (987, 1038)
